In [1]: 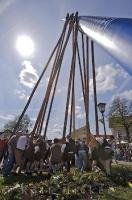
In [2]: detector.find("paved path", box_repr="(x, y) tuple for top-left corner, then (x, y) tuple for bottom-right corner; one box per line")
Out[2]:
(117, 161), (132, 165)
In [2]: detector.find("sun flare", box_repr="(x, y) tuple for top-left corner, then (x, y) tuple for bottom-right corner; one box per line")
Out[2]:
(16, 35), (35, 57)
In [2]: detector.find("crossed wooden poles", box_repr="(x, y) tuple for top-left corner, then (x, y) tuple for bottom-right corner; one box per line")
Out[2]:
(13, 13), (99, 148)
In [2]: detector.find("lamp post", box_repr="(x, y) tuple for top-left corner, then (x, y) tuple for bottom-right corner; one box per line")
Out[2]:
(98, 103), (107, 139)
(117, 132), (121, 145)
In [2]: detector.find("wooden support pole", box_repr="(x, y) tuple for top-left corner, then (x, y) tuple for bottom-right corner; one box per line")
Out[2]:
(91, 40), (99, 136)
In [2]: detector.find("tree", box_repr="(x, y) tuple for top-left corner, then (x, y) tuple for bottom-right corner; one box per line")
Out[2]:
(3, 114), (32, 133)
(109, 97), (132, 142)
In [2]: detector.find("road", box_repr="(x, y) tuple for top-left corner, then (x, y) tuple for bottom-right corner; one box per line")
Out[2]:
(117, 161), (132, 165)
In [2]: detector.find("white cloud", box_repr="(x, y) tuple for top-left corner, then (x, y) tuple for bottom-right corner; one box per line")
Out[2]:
(0, 114), (15, 121)
(46, 124), (63, 139)
(96, 64), (121, 92)
(45, 77), (49, 84)
(68, 104), (85, 120)
(115, 64), (128, 78)
(19, 60), (39, 88)
(53, 123), (63, 129)
(57, 86), (67, 94)
(0, 0), (16, 15)
(15, 89), (29, 100)
(78, 96), (84, 102)
(75, 106), (85, 120)
(89, 63), (128, 96)
(118, 90), (132, 100)
(78, 63), (128, 103)
(107, 90), (132, 111)
(30, 117), (37, 122)
(68, 105), (80, 116)
(76, 113), (85, 120)
(75, 105), (81, 115)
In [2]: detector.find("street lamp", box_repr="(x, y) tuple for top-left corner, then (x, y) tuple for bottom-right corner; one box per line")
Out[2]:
(98, 102), (107, 139)
(117, 132), (121, 145)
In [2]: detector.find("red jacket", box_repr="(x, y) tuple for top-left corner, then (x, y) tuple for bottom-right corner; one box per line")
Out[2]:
(0, 139), (8, 151)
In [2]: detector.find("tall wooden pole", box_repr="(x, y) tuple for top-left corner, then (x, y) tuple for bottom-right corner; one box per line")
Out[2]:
(91, 40), (99, 136)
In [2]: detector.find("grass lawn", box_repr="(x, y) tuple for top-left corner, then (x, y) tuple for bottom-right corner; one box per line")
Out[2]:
(100, 187), (132, 200)
(0, 164), (131, 200)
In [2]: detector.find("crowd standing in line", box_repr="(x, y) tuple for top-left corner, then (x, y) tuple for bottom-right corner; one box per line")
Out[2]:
(0, 130), (131, 177)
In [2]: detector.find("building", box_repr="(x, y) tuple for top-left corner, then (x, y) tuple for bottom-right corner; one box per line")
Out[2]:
(71, 126), (112, 140)
(109, 116), (132, 142)
(71, 126), (87, 140)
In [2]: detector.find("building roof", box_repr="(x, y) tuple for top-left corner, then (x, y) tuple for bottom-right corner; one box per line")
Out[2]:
(71, 126), (112, 140)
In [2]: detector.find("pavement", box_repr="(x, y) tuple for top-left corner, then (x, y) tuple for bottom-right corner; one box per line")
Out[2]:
(117, 161), (132, 165)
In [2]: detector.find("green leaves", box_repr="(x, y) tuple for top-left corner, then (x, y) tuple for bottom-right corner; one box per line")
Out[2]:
(0, 166), (132, 199)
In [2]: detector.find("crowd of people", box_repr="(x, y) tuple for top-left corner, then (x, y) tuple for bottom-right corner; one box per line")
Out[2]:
(0, 130), (91, 177)
(0, 130), (131, 177)
(114, 144), (132, 162)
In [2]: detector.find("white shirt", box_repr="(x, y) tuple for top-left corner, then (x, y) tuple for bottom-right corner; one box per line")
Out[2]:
(61, 144), (66, 153)
(34, 145), (40, 153)
(110, 140), (116, 151)
(46, 143), (50, 150)
(16, 135), (28, 150)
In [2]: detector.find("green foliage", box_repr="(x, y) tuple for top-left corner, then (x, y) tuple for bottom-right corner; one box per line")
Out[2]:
(0, 165), (131, 200)
(109, 97), (132, 118)
(110, 165), (132, 186)
(3, 114), (32, 133)
(109, 97), (132, 142)
(0, 183), (21, 200)
(99, 187), (132, 200)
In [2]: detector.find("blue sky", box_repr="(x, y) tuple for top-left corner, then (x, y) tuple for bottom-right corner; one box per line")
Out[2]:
(0, 0), (132, 139)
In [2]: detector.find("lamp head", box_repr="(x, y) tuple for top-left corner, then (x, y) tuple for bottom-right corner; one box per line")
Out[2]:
(98, 102), (106, 113)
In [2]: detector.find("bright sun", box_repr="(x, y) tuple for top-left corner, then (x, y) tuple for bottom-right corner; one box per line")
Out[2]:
(16, 35), (35, 57)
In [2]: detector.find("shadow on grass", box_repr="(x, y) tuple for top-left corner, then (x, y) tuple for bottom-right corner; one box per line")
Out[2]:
(2, 172), (51, 186)
(110, 165), (132, 186)
(0, 165), (132, 187)
(101, 193), (126, 200)
(100, 187), (132, 200)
